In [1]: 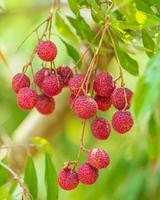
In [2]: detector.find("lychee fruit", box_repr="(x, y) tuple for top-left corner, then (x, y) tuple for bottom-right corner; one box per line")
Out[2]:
(111, 87), (133, 110)
(58, 167), (79, 190)
(95, 95), (111, 111)
(36, 40), (57, 62)
(68, 74), (87, 96)
(41, 74), (62, 97)
(17, 87), (38, 110)
(88, 148), (110, 169)
(78, 163), (98, 185)
(34, 68), (51, 88)
(57, 65), (73, 87)
(12, 73), (30, 93)
(91, 118), (111, 140)
(94, 72), (115, 97)
(68, 94), (76, 110)
(74, 96), (97, 119)
(112, 111), (133, 133)
(35, 94), (55, 115)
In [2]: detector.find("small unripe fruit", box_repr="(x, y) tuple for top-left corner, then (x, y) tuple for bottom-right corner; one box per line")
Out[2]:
(91, 118), (111, 140)
(35, 95), (55, 115)
(17, 87), (38, 110)
(34, 68), (51, 88)
(74, 96), (97, 119)
(68, 74), (87, 96)
(94, 72), (115, 97)
(111, 87), (133, 110)
(42, 74), (62, 97)
(88, 148), (110, 169)
(95, 96), (111, 111)
(57, 65), (73, 87)
(58, 167), (79, 190)
(36, 41), (57, 62)
(78, 163), (98, 185)
(12, 73), (30, 93)
(112, 111), (133, 133)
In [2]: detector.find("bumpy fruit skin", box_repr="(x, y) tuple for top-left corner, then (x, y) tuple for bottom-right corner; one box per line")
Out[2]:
(68, 74), (86, 96)
(78, 163), (98, 185)
(17, 87), (38, 110)
(91, 118), (111, 140)
(111, 87), (133, 110)
(68, 94), (76, 110)
(74, 96), (97, 119)
(95, 95), (111, 111)
(42, 74), (62, 97)
(88, 148), (110, 169)
(34, 68), (51, 88)
(36, 41), (57, 61)
(58, 167), (79, 190)
(94, 72), (115, 97)
(57, 65), (73, 87)
(12, 73), (30, 93)
(35, 95), (55, 115)
(112, 111), (133, 133)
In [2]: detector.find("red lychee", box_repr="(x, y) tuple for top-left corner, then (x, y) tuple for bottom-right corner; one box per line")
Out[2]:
(111, 87), (133, 110)
(12, 73), (30, 93)
(95, 95), (111, 111)
(17, 87), (38, 110)
(57, 65), (73, 87)
(68, 94), (76, 110)
(68, 74), (87, 96)
(34, 68), (51, 88)
(36, 40), (57, 62)
(41, 74), (62, 97)
(94, 72), (115, 97)
(78, 163), (98, 185)
(35, 94), (55, 115)
(91, 118), (111, 140)
(88, 148), (110, 169)
(74, 96), (97, 119)
(58, 167), (79, 190)
(112, 111), (133, 133)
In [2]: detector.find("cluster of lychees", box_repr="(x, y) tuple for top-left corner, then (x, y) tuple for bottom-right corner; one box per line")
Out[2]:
(58, 70), (133, 190)
(12, 40), (134, 191)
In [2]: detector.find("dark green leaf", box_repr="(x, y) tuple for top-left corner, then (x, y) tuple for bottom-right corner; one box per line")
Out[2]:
(24, 156), (38, 199)
(68, 0), (80, 15)
(55, 12), (78, 43)
(142, 0), (159, 6)
(60, 38), (82, 68)
(45, 154), (58, 200)
(135, 0), (154, 14)
(133, 51), (160, 118)
(142, 29), (156, 57)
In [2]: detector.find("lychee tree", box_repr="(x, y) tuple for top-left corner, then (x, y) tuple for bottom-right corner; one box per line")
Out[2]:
(0, 0), (160, 199)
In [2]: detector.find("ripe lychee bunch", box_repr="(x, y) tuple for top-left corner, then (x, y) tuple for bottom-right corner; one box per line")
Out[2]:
(88, 148), (110, 169)
(58, 167), (79, 190)
(68, 74), (87, 96)
(95, 95), (111, 111)
(35, 94), (55, 115)
(36, 41), (57, 62)
(111, 87), (133, 110)
(12, 73), (30, 93)
(91, 118), (111, 140)
(57, 65), (73, 87)
(17, 87), (38, 110)
(78, 163), (98, 185)
(112, 111), (133, 133)
(94, 72), (115, 97)
(74, 95), (97, 119)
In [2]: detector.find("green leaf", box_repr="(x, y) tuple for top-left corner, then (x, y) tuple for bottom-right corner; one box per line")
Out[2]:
(55, 12), (78, 43)
(142, 29), (156, 57)
(135, 0), (154, 14)
(133, 51), (160, 118)
(68, 0), (80, 15)
(24, 156), (38, 199)
(0, 184), (10, 199)
(116, 47), (139, 76)
(142, 0), (159, 6)
(60, 38), (82, 68)
(45, 154), (58, 200)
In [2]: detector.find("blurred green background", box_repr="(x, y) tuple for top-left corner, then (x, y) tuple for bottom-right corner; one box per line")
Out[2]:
(0, 0), (160, 200)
